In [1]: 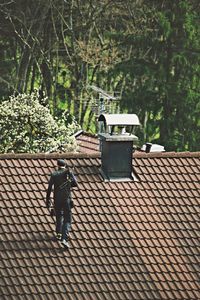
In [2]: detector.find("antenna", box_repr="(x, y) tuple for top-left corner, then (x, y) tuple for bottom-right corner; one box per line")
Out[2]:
(87, 85), (118, 100)
(87, 85), (121, 134)
(87, 85), (120, 114)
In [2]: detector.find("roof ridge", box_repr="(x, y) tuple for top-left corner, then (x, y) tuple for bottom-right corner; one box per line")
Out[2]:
(0, 152), (100, 159)
(134, 151), (200, 158)
(79, 131), (98, 138)
(0, 151), (199, 160)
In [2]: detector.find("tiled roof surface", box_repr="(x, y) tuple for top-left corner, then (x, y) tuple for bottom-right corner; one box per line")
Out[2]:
(0, 152), (200, 300)
(76, 131), (100, 154)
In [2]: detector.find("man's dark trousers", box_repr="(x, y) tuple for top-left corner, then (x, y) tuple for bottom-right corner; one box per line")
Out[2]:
(54, 195), (71, 241)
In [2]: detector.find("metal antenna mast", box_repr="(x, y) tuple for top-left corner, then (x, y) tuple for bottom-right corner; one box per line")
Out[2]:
(87, 85), (120, 133)
(87, 85), (120, 115)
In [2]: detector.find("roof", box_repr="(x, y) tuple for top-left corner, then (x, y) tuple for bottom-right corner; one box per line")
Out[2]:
(0, 151), (200, 299)
(75, 131), (100, 154)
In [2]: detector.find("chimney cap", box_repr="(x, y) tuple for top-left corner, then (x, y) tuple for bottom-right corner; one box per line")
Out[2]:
(98, 114), (140, 126)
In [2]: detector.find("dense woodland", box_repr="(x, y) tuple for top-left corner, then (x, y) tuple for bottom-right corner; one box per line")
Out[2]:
(0, 0), (200, 151)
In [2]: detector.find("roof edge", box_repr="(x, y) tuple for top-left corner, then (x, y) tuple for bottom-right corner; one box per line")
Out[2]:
(0, 152), (101, 159)
(76, 130), (98, 138)
(134, 151), (200, 158)
(0, 151), (199, 160)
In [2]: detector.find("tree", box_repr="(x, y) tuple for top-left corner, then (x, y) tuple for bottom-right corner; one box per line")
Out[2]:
(109, 0), (200, 151)
(0, 0), (127, 128)
(0, 92), (80, 153)
(0, 0), (199, 151)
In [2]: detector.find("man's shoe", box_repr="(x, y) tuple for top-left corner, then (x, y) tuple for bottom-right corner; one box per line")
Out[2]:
(56, 233), (62, 240)
(61, 239), (69, 249)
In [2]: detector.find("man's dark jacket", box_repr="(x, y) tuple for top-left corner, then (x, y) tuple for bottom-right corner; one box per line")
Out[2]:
(46, 168), (77, 208)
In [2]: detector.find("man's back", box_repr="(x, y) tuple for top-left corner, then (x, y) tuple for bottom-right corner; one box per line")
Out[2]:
(47, 168), (71, 203)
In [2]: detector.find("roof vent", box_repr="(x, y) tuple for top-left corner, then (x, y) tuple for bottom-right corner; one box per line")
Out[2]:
(98, 114), (140, 181)
(98, 113), (140, 135)
(141, 143), (165, 153)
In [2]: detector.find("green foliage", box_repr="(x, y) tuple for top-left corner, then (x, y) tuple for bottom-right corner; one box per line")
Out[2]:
(157, 12), (172, 38)
(0, 0), (199, 151)
(0, 92), (80, 153)
(109, 0), (200, 151)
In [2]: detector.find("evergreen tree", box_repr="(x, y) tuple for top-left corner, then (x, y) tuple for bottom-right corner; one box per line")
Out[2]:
(110, 0), (200, 151)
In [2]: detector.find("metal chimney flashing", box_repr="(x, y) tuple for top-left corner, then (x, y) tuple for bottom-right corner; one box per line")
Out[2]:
(99, 168), (134, 182)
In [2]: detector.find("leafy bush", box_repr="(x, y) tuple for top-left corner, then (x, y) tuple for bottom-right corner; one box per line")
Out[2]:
(0, 92), (80, 153)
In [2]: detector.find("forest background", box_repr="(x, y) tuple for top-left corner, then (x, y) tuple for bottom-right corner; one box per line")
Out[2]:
(0, 0), (200, 152)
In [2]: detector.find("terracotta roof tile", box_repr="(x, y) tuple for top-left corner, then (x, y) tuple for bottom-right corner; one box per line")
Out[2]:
(0, 152), (200, 299)
(75, 131), (100, 154)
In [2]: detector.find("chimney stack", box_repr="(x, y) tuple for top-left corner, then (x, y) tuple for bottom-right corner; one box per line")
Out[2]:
(98, 114), (140, 181)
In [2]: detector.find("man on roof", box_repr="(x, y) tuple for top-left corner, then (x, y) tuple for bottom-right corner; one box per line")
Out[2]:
(46, 159), (78, 249)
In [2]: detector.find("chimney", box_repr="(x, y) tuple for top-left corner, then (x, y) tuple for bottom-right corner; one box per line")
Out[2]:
(98, 114), (140, 181)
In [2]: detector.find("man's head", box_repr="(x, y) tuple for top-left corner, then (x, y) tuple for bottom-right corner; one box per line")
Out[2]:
(57, 159), (66, 168)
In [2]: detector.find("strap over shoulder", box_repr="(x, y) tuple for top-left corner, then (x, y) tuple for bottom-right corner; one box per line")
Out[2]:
(69, 172), (78, 187)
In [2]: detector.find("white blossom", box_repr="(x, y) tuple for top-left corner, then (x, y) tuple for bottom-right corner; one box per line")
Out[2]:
(0, 92), (80, 153)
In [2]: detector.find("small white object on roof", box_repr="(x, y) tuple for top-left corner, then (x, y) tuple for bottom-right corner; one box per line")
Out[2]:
(98, 114), (140, 126)
(141, 143), (165, 152)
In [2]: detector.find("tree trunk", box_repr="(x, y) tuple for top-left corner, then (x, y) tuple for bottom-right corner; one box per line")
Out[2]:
(16, 46), (31, 93)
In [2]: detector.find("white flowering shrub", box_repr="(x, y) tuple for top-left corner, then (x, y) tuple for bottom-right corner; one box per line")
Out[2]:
(0, 92), (80, 153)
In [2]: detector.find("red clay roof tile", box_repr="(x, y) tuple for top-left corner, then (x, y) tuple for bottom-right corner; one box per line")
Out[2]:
(0, 152), (200, 299)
